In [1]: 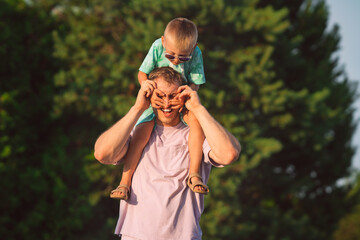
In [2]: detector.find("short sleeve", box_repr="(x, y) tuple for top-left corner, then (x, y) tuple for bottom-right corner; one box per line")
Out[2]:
(186, 46), (206, 85)
(139, 39), (162, 74)
(202, 139), (223, 168)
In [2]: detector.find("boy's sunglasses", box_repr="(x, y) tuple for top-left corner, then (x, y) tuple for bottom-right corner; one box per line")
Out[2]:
(165, 53), (192, 62)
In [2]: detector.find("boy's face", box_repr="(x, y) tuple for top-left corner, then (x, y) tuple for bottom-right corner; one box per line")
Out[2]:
(161, 36), (194, 65)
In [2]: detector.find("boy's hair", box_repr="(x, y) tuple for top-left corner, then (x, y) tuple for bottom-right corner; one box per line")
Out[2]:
(148, 67), (185, 86)
(164, 18), (198, 52)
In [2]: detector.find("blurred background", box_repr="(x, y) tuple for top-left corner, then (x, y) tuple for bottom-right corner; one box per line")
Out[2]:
(1, 0), (359, 239)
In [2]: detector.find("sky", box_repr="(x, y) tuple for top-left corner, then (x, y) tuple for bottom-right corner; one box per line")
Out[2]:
(326, 0), (360, 169)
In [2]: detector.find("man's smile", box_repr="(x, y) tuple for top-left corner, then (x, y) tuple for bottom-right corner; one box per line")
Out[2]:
(161, 108), (173, 117)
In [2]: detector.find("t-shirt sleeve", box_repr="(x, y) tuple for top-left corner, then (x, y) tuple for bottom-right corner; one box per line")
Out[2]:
(186, 46), (206, 85)
(203, 139), (224, 168)
(139, 40), (160, 74)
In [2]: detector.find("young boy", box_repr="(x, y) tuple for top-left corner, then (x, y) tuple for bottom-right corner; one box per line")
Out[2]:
(110, 18), (209, 200)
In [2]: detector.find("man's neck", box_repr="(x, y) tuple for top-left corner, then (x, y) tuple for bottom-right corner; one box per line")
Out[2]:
(156, 118), (181, 127)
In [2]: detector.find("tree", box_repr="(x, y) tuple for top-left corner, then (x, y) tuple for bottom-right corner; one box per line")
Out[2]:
(333, 173), (360, 240)
(230, 0), (357, 239)
(0, 1), (102, 239)
(2, 0), (356, 239)
(51, 1), (292, 238)
(52, 0), (357, 239)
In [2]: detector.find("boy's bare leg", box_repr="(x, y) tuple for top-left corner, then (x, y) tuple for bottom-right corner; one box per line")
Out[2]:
(183, 111), (208, 193)
(110, 120), (154, 199)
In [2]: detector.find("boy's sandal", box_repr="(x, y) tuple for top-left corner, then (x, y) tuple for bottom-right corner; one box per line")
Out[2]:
(110, 184), (130, 200)
(186, 173), (209, 195)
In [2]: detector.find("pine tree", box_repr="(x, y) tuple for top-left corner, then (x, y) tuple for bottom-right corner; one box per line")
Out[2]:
(333, 174), (360, 240)
(15, 0), (355, 239)
(231, 0), (357, 239)
(51, 1), (293, 237)
(0, 1), (99, 239)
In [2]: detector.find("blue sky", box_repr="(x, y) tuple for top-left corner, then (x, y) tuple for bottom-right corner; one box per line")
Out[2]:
(327, 0), (360, 169)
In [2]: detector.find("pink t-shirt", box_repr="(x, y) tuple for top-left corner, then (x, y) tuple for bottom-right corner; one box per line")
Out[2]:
(114, 122), (221, 240)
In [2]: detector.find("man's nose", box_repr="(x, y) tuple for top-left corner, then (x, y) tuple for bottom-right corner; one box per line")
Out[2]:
(164, 98), (171, 108)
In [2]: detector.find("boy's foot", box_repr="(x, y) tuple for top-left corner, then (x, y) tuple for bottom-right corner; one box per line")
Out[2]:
(110, 184), (130, 200)
(187, 173), (209, 194)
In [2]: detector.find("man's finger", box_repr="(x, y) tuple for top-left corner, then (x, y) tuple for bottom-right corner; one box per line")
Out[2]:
(147, 85), (155, 98)
(148, 81), (157, 89)
(169, 99), (181, 104)
(145, 87), (152, 98)
(154, 102), (164, 109)
(170, 104), (181, 109)
(151, 92), (164, 102)
(176, 85), (188, 94)
(178, 89), (192, 100)
(153, 103), (162, 108)
(152, 99), (164, 108)
(154, 88), (165, 97)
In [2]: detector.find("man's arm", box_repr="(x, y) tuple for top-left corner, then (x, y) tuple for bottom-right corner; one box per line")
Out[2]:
(177, 86), (241, 165)
(94, 81), (156, 164)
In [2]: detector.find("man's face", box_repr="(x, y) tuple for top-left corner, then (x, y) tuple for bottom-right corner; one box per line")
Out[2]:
(152, 77), (181, 127)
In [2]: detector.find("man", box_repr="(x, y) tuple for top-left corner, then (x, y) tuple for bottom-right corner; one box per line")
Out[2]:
(94, 67), (241, 240)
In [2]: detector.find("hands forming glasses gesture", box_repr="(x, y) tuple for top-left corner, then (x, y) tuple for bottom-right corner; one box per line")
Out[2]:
(141, 80), (187, 112)
(150, 88), (185, 112)
(141, 79), (200, 114)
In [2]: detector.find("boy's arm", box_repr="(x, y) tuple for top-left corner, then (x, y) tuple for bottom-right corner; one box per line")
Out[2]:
(178, 86), (241, 165)
(188, 82), (199, 91)
(94, 81), (156, 164)
(138, 71), (148, 86)
(138, 39), (162, 85)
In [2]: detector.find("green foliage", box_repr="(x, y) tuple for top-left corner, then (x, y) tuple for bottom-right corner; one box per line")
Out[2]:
(231, 0), (358, 239)
(0, 1), (107, 239)
(333, 203), (360, 240)
(1, 0), (358, 239)
(333, 174), (360, 240)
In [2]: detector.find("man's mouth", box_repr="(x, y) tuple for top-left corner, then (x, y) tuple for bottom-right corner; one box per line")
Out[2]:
(161, 108), (173, 116)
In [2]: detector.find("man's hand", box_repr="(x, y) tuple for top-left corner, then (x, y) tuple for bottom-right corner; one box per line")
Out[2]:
(176, 86), (241, 166)
(134, 80), (157, 111)
(150, 89), (165, 109)
(169, 97), (185, 112)
(176, 85), (202, 112)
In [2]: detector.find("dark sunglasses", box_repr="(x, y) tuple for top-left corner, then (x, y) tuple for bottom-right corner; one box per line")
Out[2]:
(165, 53), (192, 62)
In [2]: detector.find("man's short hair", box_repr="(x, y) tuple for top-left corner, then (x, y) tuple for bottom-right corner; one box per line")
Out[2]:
(164, 17), (198, 52)
(148, 67), (185, 86)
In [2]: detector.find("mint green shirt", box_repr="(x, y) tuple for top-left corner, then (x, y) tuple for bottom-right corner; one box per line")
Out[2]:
(139, 38), (206, 85)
